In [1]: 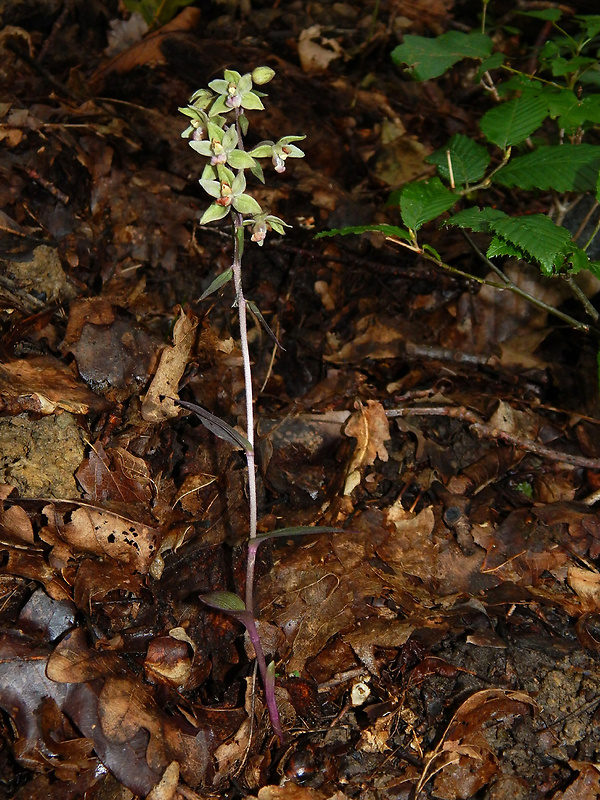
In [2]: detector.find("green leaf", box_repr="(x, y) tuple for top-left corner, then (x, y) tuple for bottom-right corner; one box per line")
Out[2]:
(494, 144), (600, 193)
(227, 150), (259, 170)
(199, 267), (233, 300)
(569, 246), (593, 275)
(254, 525), (348, 541)
(576, 15), (600, 39)
(233, 193), (263, 215)
(446, 207), (508, 232)
(224, 69), (241, 83)
(123, 0), (195, 25)
(248, 142), (274, 158)
(476, 52), (505, 79)
(400, 178), (457, 231)
(200, 203), (230, 224)
(490, 215), (572, 274)
(241, 92), (265, 111)
(480, 92), (548, 147)
(391, 31), (492, 81)
(486, 235), (525, 260)
(200, 591), (246, 612)
(519, 8), (562, 21)
(427, 134), (490, 185)
(172, 398), (253, 451)
(315, 223), (412, 241)
(247, 300), (284, 350)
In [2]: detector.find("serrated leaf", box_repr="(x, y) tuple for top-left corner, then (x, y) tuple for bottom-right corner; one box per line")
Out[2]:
(586, 260), (600, 279)
(486, 235), (525, 260)
(446, 207), (508, 233)
(200, 591), (246, 612)
(315, 223), (412, 241)
(427, 134), (490, 185)
(569, 246), (592, 275)
(489, 215), (572, 273)
(171, 398), (253, 451)
(391, 31), (492, 81)
(400, 178), (457, 231)
(199, 267), (233, 300)
(494, 144), (600, 193)
(480, 92), (548, 148)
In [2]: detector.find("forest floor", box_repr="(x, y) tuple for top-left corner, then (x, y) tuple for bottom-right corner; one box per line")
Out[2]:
(2, 1), (600, 798)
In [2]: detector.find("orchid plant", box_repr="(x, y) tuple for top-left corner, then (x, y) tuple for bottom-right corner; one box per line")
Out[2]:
(178, 68), (322, 744)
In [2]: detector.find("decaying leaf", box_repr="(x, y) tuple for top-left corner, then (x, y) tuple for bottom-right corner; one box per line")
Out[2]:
(343, 400), (390, 494)
(42, 503), (159, 574)
(142, 307), (197, 422)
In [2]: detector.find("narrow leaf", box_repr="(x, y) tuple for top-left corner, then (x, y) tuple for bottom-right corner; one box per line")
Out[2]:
(316, 223), (412, 240)
(171, 398), (253, 451)
(199, 267), (233, 300)
(247, 300), (285, 351)
(200, 591), (246, 612)
(254, 525), (348, 542)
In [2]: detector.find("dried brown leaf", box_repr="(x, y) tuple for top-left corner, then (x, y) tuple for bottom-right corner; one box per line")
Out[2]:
(142, 307), (197, 422)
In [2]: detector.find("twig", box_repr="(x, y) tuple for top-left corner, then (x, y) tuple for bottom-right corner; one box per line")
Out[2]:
(386, 406), (600, 470)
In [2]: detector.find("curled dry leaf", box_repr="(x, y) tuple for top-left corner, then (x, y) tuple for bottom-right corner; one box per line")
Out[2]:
(147, 761), (180, 800)
(344, 399), (390, 494)
(0, 357), (109, 415)
(142, 307), (197, 422)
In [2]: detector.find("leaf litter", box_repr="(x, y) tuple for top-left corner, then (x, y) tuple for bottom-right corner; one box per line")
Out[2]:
(1, 1), (600, 798)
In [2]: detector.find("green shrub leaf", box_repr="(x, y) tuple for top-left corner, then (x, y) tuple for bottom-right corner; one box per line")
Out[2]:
(400, 178), (457, 231)
(480, 92), (548, 147)
(447, 207), (508, 233)
(495, 144), (600, 193)
(490, 215), (572, 274)
(427, 134), (491, 185)
(391, 31), (492, 81)
(486, 235), (525, 260)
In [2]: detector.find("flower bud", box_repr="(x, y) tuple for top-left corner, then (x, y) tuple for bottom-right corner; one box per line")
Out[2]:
(251, 66), (275, 85)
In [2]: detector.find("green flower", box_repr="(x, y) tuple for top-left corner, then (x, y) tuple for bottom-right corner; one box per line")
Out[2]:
(189, 121), (261, 173)
(248, 135), (306, 173)
(179, 106), (212, 141)
(199, 166), (263, 224)
(245, 212), (291, 246)
(208, 69), (265, 116)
